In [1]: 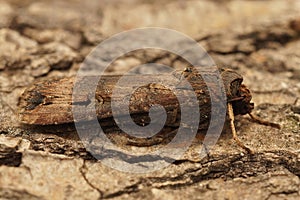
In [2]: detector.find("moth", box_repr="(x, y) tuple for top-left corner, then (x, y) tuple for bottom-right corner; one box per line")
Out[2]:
(18, 67), (279, 153)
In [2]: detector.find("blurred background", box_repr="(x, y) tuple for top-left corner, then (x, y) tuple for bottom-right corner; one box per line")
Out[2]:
(3, 0), (299, 35)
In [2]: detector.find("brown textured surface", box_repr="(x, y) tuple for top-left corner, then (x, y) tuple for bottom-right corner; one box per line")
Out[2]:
(18, 68), (251, 125)
(0, 0), (300, 199)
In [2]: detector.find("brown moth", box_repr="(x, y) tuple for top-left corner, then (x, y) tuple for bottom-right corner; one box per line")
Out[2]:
(18, 67), (252, 124)
(18, 67), (279, 153)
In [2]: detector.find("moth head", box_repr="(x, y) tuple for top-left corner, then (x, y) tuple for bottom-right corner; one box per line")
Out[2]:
(231, 84), (254, 115)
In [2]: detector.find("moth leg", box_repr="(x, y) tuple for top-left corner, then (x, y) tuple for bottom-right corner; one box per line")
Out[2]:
(248, 113), (281, 129)
(228, 103), (254, 154)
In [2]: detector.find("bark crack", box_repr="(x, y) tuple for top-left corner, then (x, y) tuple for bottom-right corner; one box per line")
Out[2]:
(100, 150), (300, 199)
(79, 160), (104, 199)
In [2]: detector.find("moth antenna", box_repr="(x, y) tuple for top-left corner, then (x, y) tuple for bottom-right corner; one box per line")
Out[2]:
(228, 103), (254, 154)
(248, 113), (281, 129)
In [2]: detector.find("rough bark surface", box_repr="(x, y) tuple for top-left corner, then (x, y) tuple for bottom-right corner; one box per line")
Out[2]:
(0, 0), (300, 200)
